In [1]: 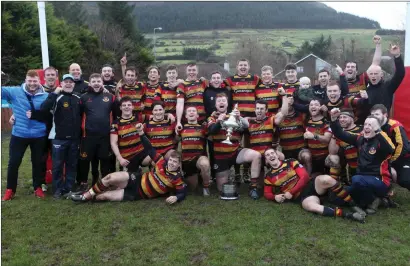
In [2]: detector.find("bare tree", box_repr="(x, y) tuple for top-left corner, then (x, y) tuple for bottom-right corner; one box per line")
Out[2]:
(227, 37), (288, 75)
(88, 19), (126, 55)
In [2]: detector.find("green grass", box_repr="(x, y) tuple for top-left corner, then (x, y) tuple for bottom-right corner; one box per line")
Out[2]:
(2, 134), (410, 265)
(147, 28), (402, 58)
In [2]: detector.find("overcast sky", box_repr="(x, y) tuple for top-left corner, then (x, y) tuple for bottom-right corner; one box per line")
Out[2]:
(323, 2), (407, 30)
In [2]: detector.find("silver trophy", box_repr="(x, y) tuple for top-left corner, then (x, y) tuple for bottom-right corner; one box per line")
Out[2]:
(222, 104), (241, 145)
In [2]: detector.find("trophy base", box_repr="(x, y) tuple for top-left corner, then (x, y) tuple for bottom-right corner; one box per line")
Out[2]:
(222, 140), (233, 145)
(220, 183), (239, 200)
(220, 195), (239, 200)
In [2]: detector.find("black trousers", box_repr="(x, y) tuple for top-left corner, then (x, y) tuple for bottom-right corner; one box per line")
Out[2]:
(7, 135), (47, 192)
(77, 135), (111, 185)
(393, 159), (410, 191)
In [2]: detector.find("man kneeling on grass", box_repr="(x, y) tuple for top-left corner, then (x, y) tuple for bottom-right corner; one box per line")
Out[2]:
(263, 148), (366, 222)
(72, 124), (187, 204)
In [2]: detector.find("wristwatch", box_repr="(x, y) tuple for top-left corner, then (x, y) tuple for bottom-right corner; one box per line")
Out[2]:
(313, 134), (319, 140)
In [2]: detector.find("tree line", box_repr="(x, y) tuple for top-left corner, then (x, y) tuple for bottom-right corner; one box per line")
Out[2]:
(1, 2), (153, 85)
(129, 2), (380, 32)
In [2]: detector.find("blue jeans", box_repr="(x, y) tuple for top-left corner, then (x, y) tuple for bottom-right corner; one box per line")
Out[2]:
(350, 175), (389, 208)
(52, 139), (79, 193)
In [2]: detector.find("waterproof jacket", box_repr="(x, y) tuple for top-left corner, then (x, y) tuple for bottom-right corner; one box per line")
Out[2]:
(1, 84), (48, 138)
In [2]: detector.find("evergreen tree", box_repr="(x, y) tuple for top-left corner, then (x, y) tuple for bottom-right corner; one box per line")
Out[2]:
(96, 1), (153, 75)
(50, 1), (88, 26)
(1, 2), (113, 84)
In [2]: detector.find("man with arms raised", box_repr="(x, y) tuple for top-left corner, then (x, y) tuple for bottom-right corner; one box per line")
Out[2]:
(110, 96), (152, 173)
(263, 148), (365, 222)
(72, 125), (187, 204)
(330, 108), (395, 214)
(207, 93), (262, 199)
(344, 35), (383, 98)
(366, 44), (404, 113)
(178, 106), (211, 196)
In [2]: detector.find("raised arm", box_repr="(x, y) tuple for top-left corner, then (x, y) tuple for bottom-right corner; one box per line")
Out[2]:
(175, 84), (185, 133)
(274, 95), (289, 125)
(387, 45), (405, 94)
(120, 53), (127, 78)
(335, 64), (348, 97)
(372, 35), (382, 66)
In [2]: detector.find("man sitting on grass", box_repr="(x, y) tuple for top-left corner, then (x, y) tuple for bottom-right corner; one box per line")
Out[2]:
(263, 148), (366, 222)
(72, 124), (187, 204)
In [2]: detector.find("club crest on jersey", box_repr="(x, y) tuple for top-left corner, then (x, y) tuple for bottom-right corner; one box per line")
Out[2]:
(63, 102), (69, 108)
(103, 96), (109, 102)
(80, 152), (87, 158)
(369, 147), (376, 155)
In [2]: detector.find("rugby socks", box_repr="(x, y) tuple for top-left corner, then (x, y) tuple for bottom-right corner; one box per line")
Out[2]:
(250, 178), (258, 189)
(329, 167), (340, 180)
(330, 182), (352, 203)
(84, 179), (109, 199)
(322, 207), (344, 217)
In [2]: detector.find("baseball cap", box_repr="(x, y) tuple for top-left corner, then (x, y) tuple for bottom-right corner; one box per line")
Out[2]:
(62, 74), (74, 81)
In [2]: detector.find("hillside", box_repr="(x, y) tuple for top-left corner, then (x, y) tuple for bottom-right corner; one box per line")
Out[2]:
(130, 2), (380, 32)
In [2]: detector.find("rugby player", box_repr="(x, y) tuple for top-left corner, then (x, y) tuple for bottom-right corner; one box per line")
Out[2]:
(207, 93), (262, 199)
(330, 108), (395, 214)
(72, 126), (187, 203)
(225, 59), (260, 183)
(178, 106), (211, 196)
(110, 96), (152, 173)
(142, 66), (162, 117)
(145, 101), (177, 160)
(176, 62), (208, 132)
(277, 95), (312, 173)
(371, 104), (410, 191)
(326, 109), (362, 185)
(255, 65), (283, 116)
(77, 73), (115, 187)
(304, 99), (332, 176)
(263, 148), (365, 222)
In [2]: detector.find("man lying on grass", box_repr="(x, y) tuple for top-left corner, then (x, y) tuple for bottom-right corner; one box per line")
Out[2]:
(263, 148), (366, 223)
(71, 123), (187, 204)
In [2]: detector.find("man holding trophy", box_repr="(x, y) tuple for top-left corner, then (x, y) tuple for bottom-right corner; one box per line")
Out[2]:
(207, 93), (262, 199)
